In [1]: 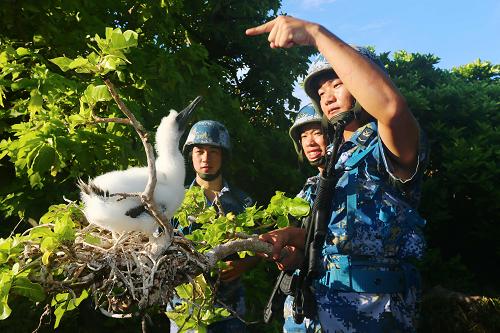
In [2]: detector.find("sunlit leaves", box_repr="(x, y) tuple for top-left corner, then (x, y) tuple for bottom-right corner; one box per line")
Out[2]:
(10, 277), (45, 302)
(168, 188), (309, 328)
(80, 84), (112, 111)
(175, 188), (309, 253)
(168, 273), (228, 330)
(0, 250), (46, 321)
(51, 28), (138, 76)
(452, 59), (500, 82)
(0, 236), (25, 265)
(51, 290), (88, 328)
(0, 273), (12, 320)
(0, 202), (80, 320)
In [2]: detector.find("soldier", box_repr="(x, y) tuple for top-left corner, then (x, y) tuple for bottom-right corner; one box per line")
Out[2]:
(284, 104), (326, 333)
(248, 16), (428, 332)
(179, 120), (258, 332)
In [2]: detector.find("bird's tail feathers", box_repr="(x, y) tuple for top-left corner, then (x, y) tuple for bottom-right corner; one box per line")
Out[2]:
(77, 178), (110, 198)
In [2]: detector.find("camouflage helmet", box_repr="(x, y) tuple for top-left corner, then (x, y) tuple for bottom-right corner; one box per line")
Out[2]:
(303, 45), (385, 114)
(182, 120), (231, 154)
(289, 104), (324, 160)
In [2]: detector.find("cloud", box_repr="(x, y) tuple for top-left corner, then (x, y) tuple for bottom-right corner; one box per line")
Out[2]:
(299, 0), (338, 9)
(355, 20), (390, 32)
(335, 20), (390, 34)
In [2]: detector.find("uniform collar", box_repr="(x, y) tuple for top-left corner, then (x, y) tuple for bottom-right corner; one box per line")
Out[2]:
(189, 178), (231, 195)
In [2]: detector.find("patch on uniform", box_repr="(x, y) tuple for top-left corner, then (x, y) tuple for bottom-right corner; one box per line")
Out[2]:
(356, 127), (375, 147)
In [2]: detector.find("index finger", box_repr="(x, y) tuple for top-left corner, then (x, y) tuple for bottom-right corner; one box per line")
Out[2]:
(245, 18), (276, 36)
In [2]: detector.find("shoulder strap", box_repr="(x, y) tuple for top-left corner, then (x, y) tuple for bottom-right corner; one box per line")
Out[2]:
(344, 123), (378, 169)
(344, 123), (378, 231)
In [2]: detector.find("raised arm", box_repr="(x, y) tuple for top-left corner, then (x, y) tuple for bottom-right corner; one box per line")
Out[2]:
(247, 16), (420, 175)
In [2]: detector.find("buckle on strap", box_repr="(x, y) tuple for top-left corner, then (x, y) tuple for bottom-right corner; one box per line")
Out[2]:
(317, 255), (406, 293)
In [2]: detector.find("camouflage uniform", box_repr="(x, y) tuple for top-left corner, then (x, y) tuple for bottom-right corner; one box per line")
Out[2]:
(312, 121), (428, 333)
(283, 175), (322, 333)
(284, 104), (324, 333)
(288, 45), (428, 332)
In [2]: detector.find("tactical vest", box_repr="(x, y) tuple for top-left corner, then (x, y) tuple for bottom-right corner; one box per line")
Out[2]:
(316, 122), (426, 294)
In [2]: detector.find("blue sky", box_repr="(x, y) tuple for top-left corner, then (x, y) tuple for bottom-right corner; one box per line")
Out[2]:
(279, 0), (499, 106)
(280, 0), (500, 69)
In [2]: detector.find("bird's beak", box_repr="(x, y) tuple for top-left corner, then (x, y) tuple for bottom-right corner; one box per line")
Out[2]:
(176, 96), (202, 131)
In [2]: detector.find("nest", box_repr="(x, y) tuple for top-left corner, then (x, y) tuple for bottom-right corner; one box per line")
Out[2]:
(24, 224), (209, 317)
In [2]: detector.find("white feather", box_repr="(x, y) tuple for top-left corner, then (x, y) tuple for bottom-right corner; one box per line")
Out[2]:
(80, 110), (186, 238)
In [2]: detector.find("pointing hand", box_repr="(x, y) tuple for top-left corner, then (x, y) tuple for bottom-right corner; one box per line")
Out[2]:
(246, 15), (320, 49)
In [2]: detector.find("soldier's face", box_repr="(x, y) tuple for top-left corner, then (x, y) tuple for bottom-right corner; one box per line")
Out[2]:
(317, 76), (355, 120)
(300, 123), (326, 162)
(192, 145), (222, 175)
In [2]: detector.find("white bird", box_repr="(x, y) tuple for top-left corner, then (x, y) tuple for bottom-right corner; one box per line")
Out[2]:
(78, 97), (202, 240)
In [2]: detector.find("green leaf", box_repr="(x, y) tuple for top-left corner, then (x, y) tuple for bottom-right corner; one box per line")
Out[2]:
(28, 89), (43, 113)
(11, 277), (45, 302)
(68, 56), (89, 70)
(175, 283), (193, 299)
(288, 197), (310, 217)
(82, 84), (112, 105)
(276, 215), (289, 228)
(110, 29), (138, 50)
(29, 226), (54, 239)
(42, 251), (52, 266)
(31, 144), (56, 174)
(52, 290), (88, 328)
(83, 233), (101, 245)
(100, 55), (121, 72)
(40, 236), (59, 253)
(10, 78), (36, 91)
(28, 172), (42, 188)
(15, 47), (31, 57)
(50, 57), (73, 72)
(0, 272), (13, 320)
(54, 213), (75, 242)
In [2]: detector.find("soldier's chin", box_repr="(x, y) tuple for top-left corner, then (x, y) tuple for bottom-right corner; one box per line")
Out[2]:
(197, 170), (221, 181)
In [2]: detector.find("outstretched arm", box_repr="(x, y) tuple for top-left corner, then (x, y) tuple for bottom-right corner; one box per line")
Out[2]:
(247, 16), (420, 176)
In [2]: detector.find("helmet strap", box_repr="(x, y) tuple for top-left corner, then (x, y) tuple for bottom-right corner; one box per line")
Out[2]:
(309, 155), (326, 168)
(197, 168), (222, 181)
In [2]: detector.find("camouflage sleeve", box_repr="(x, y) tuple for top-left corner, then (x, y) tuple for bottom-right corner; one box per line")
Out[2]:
(378, 125), (430, 185)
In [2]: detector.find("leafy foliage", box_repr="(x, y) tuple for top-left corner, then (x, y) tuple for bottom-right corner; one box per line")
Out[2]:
(0, 1), (312, 233)
(0, 189), (308, 331)
(169, 187), (309, 330)
(0, 202), (81, 326)
(383, 52), (500, 293)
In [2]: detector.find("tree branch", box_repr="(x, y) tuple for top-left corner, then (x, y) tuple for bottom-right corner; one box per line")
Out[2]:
(103, 78), (172, 237)
(90, 114), (132, 125)
(205, 238), (276, 268)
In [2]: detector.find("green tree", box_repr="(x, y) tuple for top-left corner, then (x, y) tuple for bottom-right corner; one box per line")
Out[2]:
(0, 0), (313, 232)
(384, 51), (500, 293)
(0, 1), (311, 332)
